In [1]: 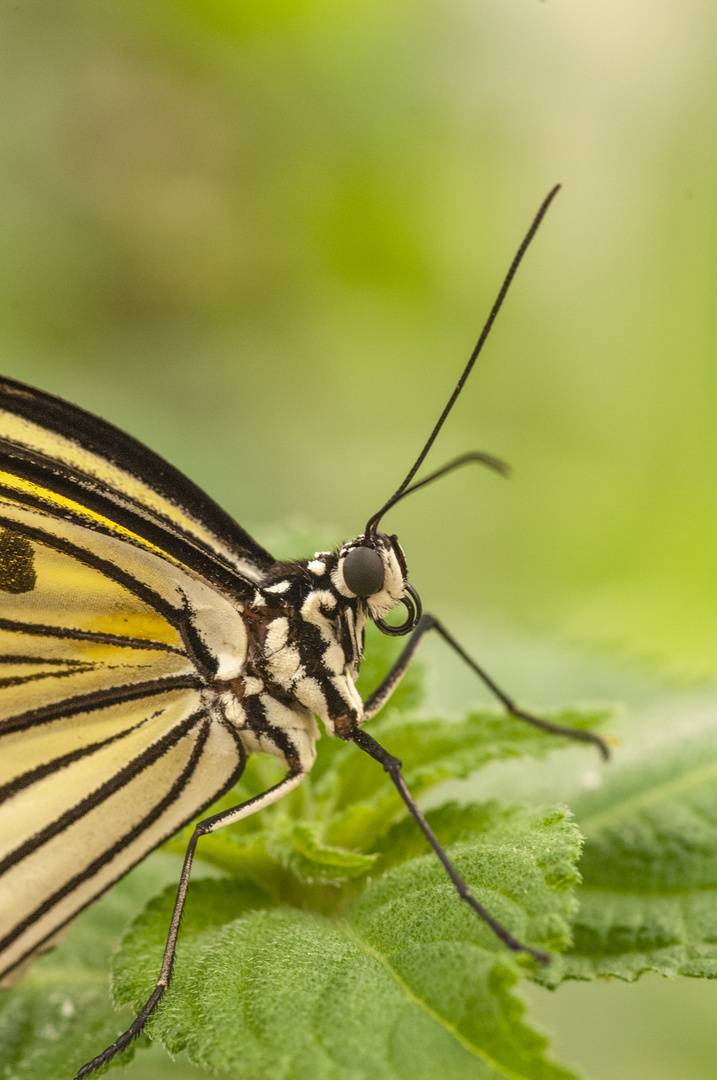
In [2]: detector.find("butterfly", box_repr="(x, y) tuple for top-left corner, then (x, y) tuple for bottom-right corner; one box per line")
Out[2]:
(0, 184), (608, 1078)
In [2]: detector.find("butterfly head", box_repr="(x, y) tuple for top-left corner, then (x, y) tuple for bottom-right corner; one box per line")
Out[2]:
(333, 532), (421, 637)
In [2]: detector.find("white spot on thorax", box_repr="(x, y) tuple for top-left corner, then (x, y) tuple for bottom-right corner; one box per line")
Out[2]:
(262, 616), (302, 687)
(308, 559), (326, 575)
(265, 580), (291, 594)
(264, 617), (289, 654)
(295, 676), (329, 719)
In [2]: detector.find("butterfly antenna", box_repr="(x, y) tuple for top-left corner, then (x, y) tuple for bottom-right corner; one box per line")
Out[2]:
(369, 451), (511, 525)
(366, 183), (561, 535)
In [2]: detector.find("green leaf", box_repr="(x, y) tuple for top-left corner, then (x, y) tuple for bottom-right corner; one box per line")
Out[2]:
(373, 801), (583, 888)
(558, 695), (717, 981)
(113, 807), (582, 1080)
(323, 707), (610, 852)
(268, 820), (379, 880)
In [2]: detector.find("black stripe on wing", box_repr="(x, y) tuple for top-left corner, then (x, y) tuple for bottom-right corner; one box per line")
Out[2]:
(0, 375), (275, 573)
(0, 444), (261, 600)
(0, 707), (206, 879)
(0, 664), (94, 690)
(0, 653), (91, 665)
(0, 713), (246, 981)
(0, 706), (173, 804)
(0, 616), (183, 653)
(0, 674), (204, 736)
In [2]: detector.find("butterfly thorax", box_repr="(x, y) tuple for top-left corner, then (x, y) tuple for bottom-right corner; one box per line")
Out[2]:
(213, 534), (408, 769)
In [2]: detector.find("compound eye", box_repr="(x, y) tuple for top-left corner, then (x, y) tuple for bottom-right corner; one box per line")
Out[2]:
(342, 546), (385, 598)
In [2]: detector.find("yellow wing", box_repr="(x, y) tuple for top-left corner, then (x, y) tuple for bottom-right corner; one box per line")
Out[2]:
(0, 378), (263, 985)
(0, 375), (274, 589)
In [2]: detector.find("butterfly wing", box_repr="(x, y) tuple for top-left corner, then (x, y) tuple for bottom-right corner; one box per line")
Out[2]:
(0, 378), (265, 984)
(0, 375), (275, 589)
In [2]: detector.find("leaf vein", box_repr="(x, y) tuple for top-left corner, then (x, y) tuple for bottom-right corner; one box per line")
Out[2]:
(344, 923), (533, 1080)
(578, 883), (717, 896)
(580, 759), (717, 834)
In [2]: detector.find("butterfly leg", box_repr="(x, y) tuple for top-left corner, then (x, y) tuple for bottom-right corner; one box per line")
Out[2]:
(75, 768), (305, 1080)
(364, 613), (610, 759)
(345, 612), (611, 964)
(351, 724), (549, 962)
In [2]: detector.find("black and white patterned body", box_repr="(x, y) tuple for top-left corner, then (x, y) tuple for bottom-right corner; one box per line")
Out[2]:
(214, 532), (408, 773)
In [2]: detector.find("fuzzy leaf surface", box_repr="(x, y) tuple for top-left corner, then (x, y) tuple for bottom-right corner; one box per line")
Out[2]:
(558, 693), (717, 981)
(114, 806), (582, 1080)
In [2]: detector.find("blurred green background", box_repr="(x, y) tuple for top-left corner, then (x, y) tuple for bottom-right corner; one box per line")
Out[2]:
(2, 0), (717, 1077)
